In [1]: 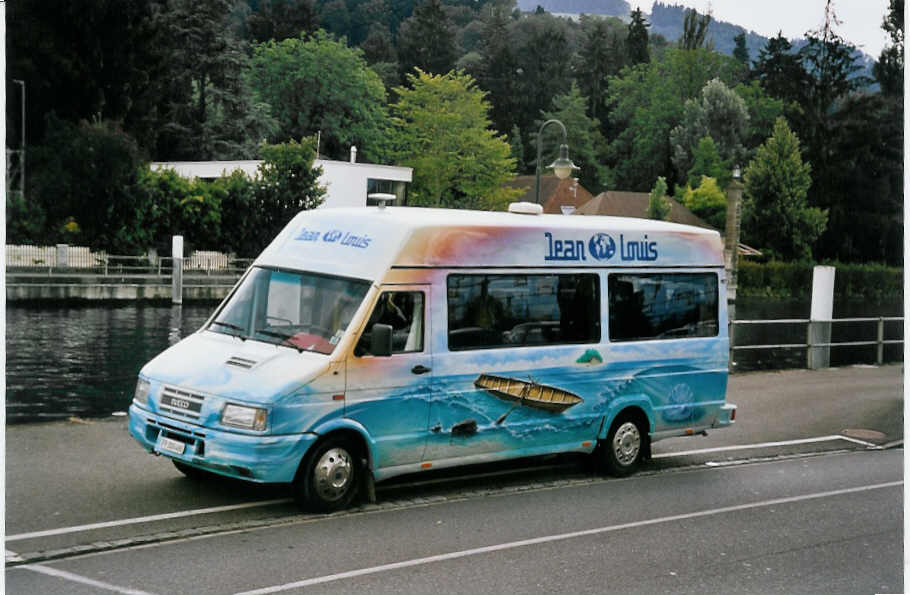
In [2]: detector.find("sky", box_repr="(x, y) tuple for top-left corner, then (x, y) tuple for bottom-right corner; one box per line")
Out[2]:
(626, 0), (892, 57)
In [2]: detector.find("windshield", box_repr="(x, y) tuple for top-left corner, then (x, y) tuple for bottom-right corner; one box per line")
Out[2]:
(208, 267), (371, 355)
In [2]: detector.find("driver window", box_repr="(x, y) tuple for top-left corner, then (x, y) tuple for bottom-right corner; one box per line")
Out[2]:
(356, 291), (424, 356)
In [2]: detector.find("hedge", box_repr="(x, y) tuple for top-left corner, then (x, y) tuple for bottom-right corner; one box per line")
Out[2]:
(738, 261), (903, 301)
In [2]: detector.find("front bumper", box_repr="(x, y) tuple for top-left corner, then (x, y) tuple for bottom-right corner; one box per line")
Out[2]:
(129, 403), (318, 483)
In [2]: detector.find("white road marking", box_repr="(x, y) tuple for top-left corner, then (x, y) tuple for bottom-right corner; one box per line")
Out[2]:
(6, 498), (292, 542)
(233, 480), (903, 595)
(651, 434), (876, 459)
(5, 550), (23, 563)
(7, 435), (893, 544)
(18, 564), (155, 595)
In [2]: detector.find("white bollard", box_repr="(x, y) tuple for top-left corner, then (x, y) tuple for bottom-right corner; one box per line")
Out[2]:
(172, 235), (184, 305)
(807, 265), (835, 369)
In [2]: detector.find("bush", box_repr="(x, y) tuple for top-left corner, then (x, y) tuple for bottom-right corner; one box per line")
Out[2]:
(738, 260), (903, 301)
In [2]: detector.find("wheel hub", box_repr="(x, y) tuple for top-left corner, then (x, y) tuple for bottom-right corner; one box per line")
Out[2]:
(612, 421), (641, 466)
(314, 447), (353, 502)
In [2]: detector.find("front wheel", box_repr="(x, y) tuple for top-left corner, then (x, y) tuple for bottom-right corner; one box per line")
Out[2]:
(294, 437), (361, 512)
(599, 415), (647, 477)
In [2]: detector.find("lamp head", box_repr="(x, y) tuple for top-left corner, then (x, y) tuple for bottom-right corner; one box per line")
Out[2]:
(548, 144), (578, 180)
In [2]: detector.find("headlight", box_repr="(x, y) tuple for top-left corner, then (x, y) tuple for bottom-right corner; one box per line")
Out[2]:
(221, 403), (268, 431)
(134, 378), (151, 406)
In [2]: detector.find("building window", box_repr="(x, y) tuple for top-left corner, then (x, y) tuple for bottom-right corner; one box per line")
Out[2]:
(367, 179), (408, 206)
(608, 273), (718, 342)
(447, 274), (600, 350)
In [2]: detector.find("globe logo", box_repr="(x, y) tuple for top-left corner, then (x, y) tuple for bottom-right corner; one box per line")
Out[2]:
(588, 233), (616, 261)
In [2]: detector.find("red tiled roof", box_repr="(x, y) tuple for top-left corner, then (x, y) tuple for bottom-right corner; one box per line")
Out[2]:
(503, 175), (595, 214)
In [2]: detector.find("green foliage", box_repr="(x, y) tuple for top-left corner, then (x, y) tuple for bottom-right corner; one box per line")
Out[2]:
(246, 0), (319, 43)
(156, 0), (276, 160)
(388, 69), (521, 210)
(670, 78), (748, 185)
(30, 115), (150, 253)
(396, 0), (458, 79)
(874, 0), (904, 97)
(255, 137), (327, 242)
(743, 117), (826, 261)
(646, 176), (671, 221)
(686, 136), (728, 189)
(733, 81), (785, 155)
(626, 8), (650, 66)
(679, 8), (711, 50)
(738, 260), (903, 301)
(607, 48), (740, 191)
(681, 176), (726, 230)
(535, 83), (609, 194)
(249, 30), (390, 161)
(574, 16), (627, 132)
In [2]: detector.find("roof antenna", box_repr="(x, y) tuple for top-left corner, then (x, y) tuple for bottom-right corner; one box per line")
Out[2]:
(368, 192), (396, 210)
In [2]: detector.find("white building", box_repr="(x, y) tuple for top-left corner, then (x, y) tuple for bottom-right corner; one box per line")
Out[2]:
(150, 151), (412, 208)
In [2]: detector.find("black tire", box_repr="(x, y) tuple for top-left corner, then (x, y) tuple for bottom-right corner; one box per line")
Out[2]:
(294, 436), (361, 513)
(173, 460), (210, 480)
(599, 414), (647, 477)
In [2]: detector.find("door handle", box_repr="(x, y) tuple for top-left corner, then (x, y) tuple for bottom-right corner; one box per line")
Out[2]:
(411, 364), (431, 375)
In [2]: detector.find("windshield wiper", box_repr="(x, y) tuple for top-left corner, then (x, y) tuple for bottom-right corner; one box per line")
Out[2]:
(210, 320), (247, 340)
(256, 329), (307, 353)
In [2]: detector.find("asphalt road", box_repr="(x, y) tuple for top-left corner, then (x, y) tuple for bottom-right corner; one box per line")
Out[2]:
(5, 364), (904, 594)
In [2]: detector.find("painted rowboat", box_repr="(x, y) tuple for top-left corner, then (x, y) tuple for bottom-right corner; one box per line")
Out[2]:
(474, 373), (583, 413)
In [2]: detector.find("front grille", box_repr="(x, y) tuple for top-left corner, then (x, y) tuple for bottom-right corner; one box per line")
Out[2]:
(160, 386), (206, 420)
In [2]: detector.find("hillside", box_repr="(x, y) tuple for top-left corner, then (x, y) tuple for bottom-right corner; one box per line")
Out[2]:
(514, 0), (876, 70)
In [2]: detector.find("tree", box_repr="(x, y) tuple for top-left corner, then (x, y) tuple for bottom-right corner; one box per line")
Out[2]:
(732, 32), (749, 66)
(626, 8), (650, 66)
(874, 0), (903, 97)
(246, 0), (319, 42)
(155, 0), (277, 160)
(254, 137), (327, 243)
(670, 78), (749, 185)
(249, 31), (390, 161)
(686, 136), (728, 189)
(6, 0), (168, 151)
(475, 8), (521, 140)
(535, 83), (609, 194)
(743, 117), (826, 260)
(646, 177), (671, 221)
(607, 49), (740, 191)
(679, 8), (711, 50)
(574, 16), (626, 135)
(752, 32), (806, 107)
(681, 176), (726, 230)
(388, 69), (521, 209)
(29, 116), (151, 252)
(396, 0), (458, 78)
(504, 13), (575, 167)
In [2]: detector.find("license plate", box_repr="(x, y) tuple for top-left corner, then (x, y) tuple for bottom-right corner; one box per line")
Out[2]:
(158, 436), (186, 455)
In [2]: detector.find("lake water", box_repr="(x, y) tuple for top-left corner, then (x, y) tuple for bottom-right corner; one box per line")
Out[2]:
(5, 298), (903, 423)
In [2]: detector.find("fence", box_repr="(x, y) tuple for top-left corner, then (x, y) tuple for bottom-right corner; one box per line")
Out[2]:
(730, 316), (904, 369)
(6, 245), (253, 276)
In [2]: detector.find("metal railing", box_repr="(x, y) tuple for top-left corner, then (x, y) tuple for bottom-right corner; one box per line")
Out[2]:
(7, 246), (253, 277)
(730, 316), (904, 367)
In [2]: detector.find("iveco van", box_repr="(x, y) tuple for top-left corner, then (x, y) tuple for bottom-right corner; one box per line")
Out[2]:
(129, 203), (736, 511)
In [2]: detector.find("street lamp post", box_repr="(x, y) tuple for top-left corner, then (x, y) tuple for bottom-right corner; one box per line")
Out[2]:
(534, 119), (577, 205)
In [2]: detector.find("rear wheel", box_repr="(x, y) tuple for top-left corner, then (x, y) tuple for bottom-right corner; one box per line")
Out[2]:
(294, 436), (361, 512)
(599, 415), (646, 477)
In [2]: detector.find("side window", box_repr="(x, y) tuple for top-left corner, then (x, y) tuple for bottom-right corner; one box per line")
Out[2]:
(447, 274), (600, 350)
(355, 291), (425, 356)
(608, 273), (718, 342)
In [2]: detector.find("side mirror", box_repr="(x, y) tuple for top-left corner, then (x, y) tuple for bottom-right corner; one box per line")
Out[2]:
(370, 323), (393, 357)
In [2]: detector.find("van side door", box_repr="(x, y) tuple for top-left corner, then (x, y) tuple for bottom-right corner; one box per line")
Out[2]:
(344, 285), (432, 470)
